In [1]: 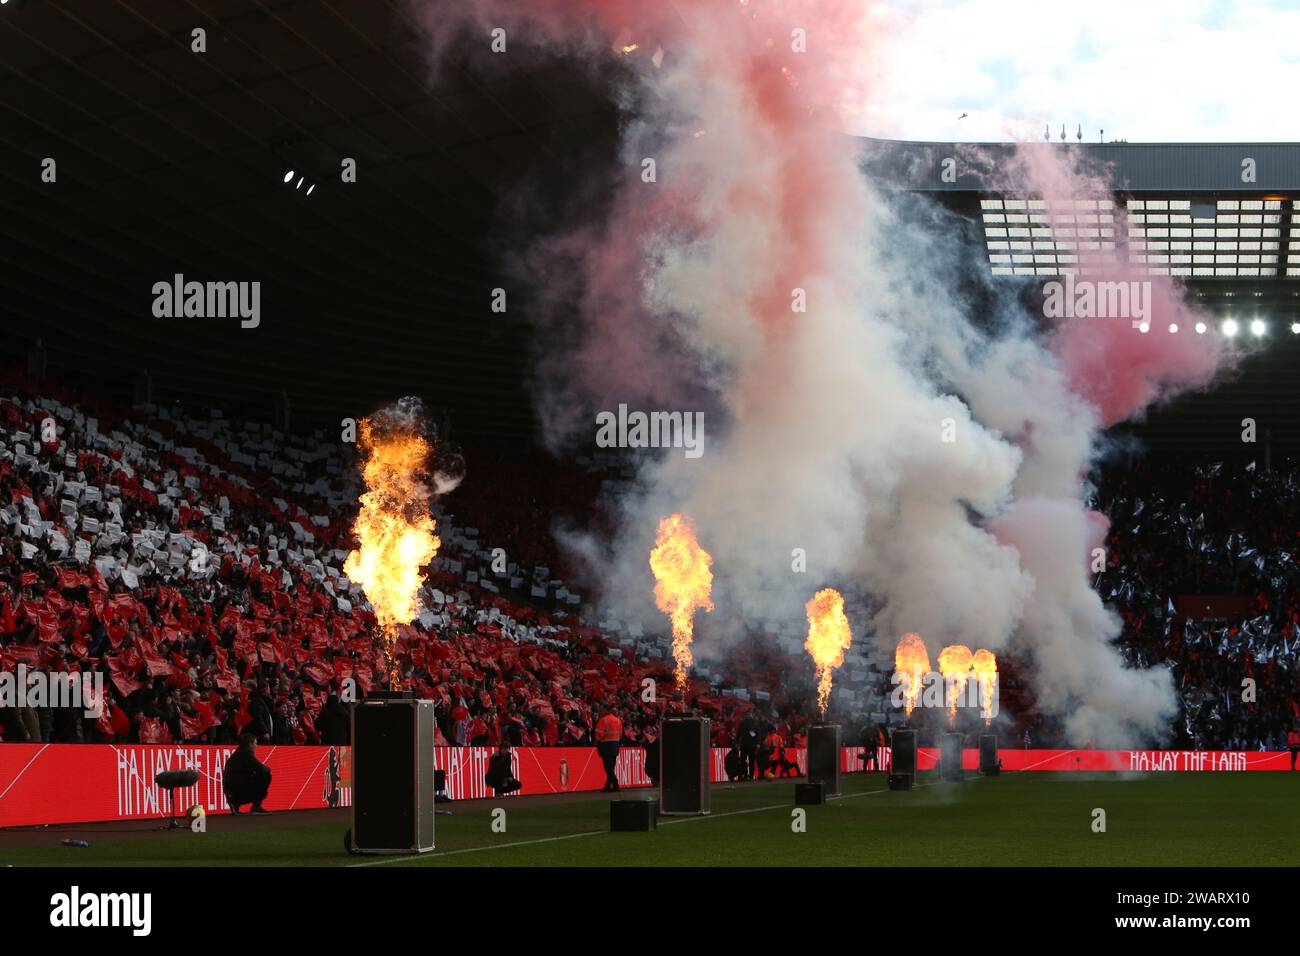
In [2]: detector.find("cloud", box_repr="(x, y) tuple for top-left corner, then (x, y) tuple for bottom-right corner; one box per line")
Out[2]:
(864, 0), (1300, 142)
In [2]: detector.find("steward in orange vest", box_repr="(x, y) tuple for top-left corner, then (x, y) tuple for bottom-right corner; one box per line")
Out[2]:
(762, 731), (783, 779)
(595, 713), (623, 743)
(596, 709), (623, 792)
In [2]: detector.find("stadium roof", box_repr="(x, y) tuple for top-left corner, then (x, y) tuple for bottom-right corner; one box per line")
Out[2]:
(863, 137), (1300, 281)
(863, 138), (1300, 192)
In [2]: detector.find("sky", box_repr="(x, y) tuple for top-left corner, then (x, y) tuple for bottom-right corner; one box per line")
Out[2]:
(860, 0), (1300, 142)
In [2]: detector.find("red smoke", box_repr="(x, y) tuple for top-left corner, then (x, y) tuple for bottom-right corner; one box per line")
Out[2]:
(1050, 300), (1221, 427)
(1011, 144), (1226, 427)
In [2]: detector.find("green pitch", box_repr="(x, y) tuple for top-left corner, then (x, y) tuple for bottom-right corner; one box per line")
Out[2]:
(4, 771), (1297, 867)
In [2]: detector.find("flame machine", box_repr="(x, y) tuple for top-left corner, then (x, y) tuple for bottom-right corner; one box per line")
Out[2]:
(888, 728), (916, 791)
(807, 724), (841, 796)
(659, 712), (711, 815)
(979, 734), (1000, 776)
(344, 693), (435, 855)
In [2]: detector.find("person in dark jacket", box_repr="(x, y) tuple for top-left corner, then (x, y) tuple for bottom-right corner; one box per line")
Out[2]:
(317, 694), (350, 746)
(724, 743), (745, 781)
(484, 742), (521, 795)
(860, 720), (881, 772)
(643, 730), (660, 786)
(0, 702), (32, 742)
(246, 684), (273, 743)
(271, 700), (296, 745)
(224, 733), (272, 814)
(737, 714), (762, 780)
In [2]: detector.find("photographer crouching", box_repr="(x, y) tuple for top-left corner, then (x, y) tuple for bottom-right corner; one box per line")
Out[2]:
(224, 733), (273, 814)
(485, 741), (522, 796)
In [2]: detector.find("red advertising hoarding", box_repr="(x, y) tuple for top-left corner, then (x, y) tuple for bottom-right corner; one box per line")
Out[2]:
(0, 745), (1292, 828)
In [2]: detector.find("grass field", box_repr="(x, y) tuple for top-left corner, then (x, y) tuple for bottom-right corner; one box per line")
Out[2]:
(4, 770), (1297, 867)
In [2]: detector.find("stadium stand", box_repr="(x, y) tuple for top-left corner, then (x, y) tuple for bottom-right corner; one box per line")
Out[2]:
(4, 371), (1294, 753)
(0, 373), (810, 749)
(1099, 460), (1300, 749)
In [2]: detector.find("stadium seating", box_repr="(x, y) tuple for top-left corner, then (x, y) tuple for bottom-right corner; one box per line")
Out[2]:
(0, 375), (817, 748)
(1099, 460), (1300, 749)
(9, 372), (1291, 752)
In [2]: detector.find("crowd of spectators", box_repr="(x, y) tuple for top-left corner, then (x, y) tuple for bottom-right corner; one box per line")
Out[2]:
(1097, 458), (1300, 749)
(0, 375), (780, 748)
(3, 370), (1298, 753)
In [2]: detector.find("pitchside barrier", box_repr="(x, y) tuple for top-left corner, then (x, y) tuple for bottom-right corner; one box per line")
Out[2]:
(0, 745), (1293, 828)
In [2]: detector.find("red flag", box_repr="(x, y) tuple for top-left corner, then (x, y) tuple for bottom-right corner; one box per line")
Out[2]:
(180, 701), (216, 740)
(106, 656), (146, 696)
(141, 645), (175, 678)
(138, 717), (172, 744)
(302, 663), (333, 687)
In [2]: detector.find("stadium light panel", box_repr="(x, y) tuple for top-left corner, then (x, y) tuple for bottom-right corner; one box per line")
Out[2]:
(1292, 322), (1300, 334)
(283, 170), (294, 183)
(1168, 323), (1178, 333)
(1138, 322), (1150, 333)
(1195, 322), (1207, 334)
(1222, 319), (1239, 337)
(1250, 319), (1266, 337)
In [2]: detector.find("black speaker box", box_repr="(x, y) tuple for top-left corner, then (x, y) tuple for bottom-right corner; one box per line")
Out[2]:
(807, 725), (841, 796)
(979, 734), (1000, 775)
(940, 732), (964, 781)
(610, 799), (657, 831)
(660, 713), (710, 815)
(795, 782), (825, 805)
(890, 729), (917, 775)
(348, 698), (434, 854)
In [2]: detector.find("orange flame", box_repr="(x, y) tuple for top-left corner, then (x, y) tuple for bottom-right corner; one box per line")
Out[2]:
(971, 648), (998, 724)
(804, 588), (852, 719)
(649, 513), (714, 691)
(343, 418), (441, 687)
(894, 633), (930, 717)
(937, 644), (974, 725)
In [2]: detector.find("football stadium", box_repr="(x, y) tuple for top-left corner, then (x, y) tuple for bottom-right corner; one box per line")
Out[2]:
(0, 0), (1295, 935)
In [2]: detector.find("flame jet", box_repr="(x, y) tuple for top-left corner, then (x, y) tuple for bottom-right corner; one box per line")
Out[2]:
(971, 648), (998, 724)
(804, 588), (852, 719)
(937, 645), (974, 725)
(344, 399), (462, 687)
(649, 513), (714, 692)
(894, 633), (930, 718)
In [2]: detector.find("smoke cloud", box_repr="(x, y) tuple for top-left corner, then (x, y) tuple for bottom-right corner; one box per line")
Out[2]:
(364, 396), (466, 497)
(412, 1), (1227, 744)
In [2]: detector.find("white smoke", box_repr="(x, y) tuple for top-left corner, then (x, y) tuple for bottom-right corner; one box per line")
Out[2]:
(412, 0), (1186, 745)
